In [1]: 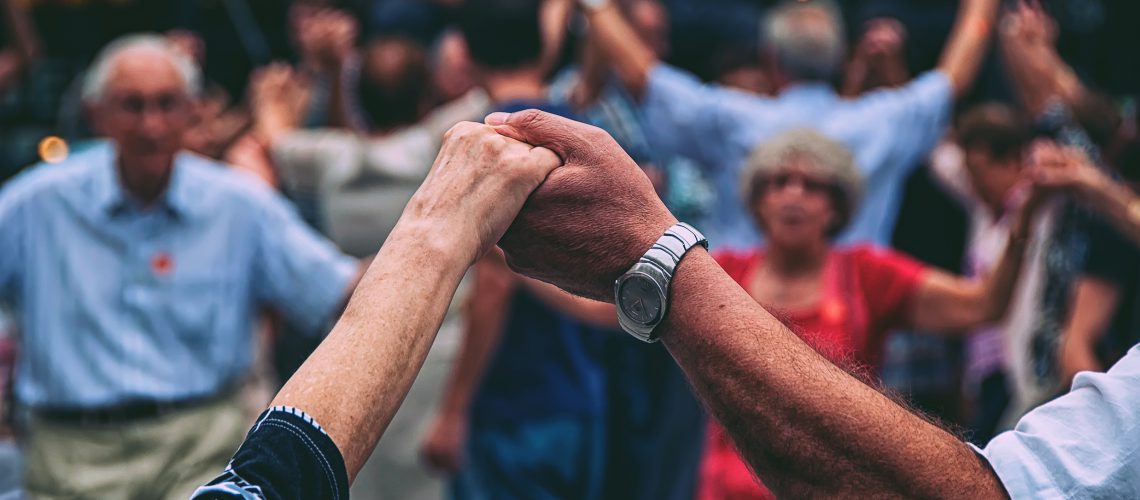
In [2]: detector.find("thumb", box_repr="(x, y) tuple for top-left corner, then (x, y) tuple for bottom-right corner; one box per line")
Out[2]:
(485, 108), (601, 162)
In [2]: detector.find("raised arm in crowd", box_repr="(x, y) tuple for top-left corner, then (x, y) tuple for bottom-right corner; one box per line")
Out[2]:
(195, 110), (1140, 499)
(584, 0), (996, 99)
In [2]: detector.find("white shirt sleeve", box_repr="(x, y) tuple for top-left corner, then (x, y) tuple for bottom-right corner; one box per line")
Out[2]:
(976, 344), (1140, 499)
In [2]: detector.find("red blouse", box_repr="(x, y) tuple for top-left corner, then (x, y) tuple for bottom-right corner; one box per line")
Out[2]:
(699, 245), (928, 500)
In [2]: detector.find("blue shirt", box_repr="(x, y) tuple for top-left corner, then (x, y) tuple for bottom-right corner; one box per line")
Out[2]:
(471, 288), (606, 424)
(642, 64), (953, 249)
(470, 101), (606, 424)
(0, 142), (356, 408)
(548, 69), (714, 226)
(976, 343), (1140, 498)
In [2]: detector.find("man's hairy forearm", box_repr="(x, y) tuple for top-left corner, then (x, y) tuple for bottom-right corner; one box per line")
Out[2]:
(271, 221), (468, 482)
(659, 249), (1007, 498)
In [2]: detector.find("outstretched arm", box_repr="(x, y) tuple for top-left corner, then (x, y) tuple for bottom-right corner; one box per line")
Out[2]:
(937, 0), (1001, 97)
(493, 109), (1008, 498)
(1031, 146), (1140, 247)
(271, 124), (561, 481)
(1057, 277), (1120, 385)
(659, 250), (1007, 497)
(908, 188), (1039, 332)
(205, 119), (562, 497)
(0, 0), (39, 94)
(998, 1), (1085, 117)
(580, 1), (658, 98)
(421, 253), (514, 473)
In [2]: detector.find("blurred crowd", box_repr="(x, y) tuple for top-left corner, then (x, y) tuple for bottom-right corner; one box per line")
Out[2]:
(1, 0), (1139, 498)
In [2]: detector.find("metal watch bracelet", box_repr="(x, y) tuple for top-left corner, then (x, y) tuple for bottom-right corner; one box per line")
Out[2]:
(614, 223), (708, 342)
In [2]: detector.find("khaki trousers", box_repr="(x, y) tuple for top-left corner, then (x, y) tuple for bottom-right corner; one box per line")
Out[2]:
(24, 395), (248, 500)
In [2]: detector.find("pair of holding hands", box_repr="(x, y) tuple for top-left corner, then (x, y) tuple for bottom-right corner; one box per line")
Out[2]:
(407, 109), (677, 301)
(1022, 139), (1122, 210)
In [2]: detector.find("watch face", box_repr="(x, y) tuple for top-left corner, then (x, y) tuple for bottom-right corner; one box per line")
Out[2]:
(618, 274), (663, 325)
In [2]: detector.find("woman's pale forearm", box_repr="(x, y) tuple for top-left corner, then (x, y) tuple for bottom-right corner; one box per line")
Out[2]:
(271, 222), (469, 482)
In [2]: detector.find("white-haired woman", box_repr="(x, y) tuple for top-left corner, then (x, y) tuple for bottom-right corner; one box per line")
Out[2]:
(699, 129), (1046, 499)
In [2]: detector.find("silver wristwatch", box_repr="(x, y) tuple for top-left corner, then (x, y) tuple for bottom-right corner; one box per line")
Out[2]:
(614, 223), (708, 342)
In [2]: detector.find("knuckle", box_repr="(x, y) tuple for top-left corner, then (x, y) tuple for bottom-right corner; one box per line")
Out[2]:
(442, 124), (462, 142)
(583, 124), (611, 144)
(505, 152), (533, 172)
(513, 109), (544, 131)
(444, 121), (479, 141)
(477, 133), (503, 156)
(476, 129), (500, 146)
(502, 142), (530, 158)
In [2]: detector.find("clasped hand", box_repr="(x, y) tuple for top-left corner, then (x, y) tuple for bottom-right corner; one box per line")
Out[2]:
(408, 109), (677, 302)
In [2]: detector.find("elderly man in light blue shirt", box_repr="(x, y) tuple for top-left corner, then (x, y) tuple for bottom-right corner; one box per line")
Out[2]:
(580, 0), (1000, 249)
(0, 35), (360, 498)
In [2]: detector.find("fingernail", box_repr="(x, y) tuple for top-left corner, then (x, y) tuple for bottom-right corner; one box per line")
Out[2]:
(485, 112), (510, 126)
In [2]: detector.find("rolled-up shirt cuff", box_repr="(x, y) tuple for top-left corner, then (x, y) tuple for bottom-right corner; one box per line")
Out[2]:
(969, 437), (1066, 499)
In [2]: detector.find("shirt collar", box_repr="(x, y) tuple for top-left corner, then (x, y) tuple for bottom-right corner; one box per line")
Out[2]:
(93, 143), (195, 219)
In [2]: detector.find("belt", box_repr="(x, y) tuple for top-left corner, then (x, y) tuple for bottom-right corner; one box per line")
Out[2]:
(31, 387), (237, 426)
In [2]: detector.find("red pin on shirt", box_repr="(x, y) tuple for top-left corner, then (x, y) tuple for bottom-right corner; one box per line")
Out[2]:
(151, 252), (174, 276)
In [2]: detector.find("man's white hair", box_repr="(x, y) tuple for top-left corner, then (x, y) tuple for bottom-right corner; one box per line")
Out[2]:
(761, 0), (846, 82)
(81, 33), (202, 104)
